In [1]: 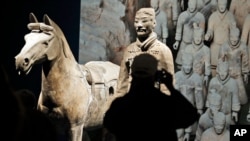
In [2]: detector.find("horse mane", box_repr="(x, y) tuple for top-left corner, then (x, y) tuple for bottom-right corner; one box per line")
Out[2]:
(43, 14), (76, 62)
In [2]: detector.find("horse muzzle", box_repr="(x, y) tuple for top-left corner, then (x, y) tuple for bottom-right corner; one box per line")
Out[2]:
(15, 54), (33, 75)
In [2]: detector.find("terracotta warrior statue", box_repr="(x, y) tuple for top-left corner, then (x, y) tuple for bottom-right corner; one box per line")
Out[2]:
(184, 23), (211, 101)
(151, 0), (168, 44)
(116, 7), (175, 97)
(200, 112), (230, 141)
(175, 53), (204, 141)
(241, 14), (250, 70)
(159, 0), (181, 44)
(205, 0), (236, 77)
(195, 89), (222, 141)
(230, 0), (250, 31)
(173, 0), (205, 70)
(207, 60), (241, 128)
(218, 23), (249, 105)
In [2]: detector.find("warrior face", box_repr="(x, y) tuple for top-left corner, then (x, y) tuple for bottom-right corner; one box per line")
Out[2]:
(218, 0), (227, 13)
(214, 122), (225, 135)
(193, 32), (203, 45)
(182, 55), (193, 74)
(230, 29), (240, 46)
(230, 34), (240, 46)
(134, 8), (156, 38)
(217, 62), (229, 81)
(188, 0), (197, 13)
(213, 112), (226, 135)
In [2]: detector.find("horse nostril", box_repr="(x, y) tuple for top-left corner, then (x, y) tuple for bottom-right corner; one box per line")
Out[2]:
(24, 58), (29, 66)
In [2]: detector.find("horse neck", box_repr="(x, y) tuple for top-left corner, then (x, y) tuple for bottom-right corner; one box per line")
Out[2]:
(41, 39), (79, 82)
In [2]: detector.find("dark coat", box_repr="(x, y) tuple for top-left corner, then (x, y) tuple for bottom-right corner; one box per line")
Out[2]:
(104, 79), (199, 141)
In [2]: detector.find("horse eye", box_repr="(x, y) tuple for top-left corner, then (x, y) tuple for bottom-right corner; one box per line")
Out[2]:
(44, 31), (52, 35)
(43, 41), (49, 46)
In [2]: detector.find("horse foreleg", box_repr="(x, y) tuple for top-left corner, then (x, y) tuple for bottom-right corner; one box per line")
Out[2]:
(70, 124), (84, 141)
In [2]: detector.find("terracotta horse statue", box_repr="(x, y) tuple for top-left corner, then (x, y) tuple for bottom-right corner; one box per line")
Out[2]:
(15, 13), (120, 141)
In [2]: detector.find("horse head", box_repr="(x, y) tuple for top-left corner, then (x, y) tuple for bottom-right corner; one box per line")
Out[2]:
(15, 13), (74, 75)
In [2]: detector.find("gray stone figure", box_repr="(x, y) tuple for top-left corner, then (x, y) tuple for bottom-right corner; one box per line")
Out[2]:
(241, 14), (250, 70)
(230, 0), (250, 31)
(218, 23), (249, 105)
(199, 0), (217, 30)
(116, 7), (175, 97)
(184, 23), (211, 101)
(173, 0), (205, 70)
(159, 0), (181, 42)
(175, 53), (203, 141)
(151, 0), (168, 44)
(200, 112), (230, 141)
(205, 0), (236, 77)
(195, 90), (222, 141)
(207, 60), (241, 128)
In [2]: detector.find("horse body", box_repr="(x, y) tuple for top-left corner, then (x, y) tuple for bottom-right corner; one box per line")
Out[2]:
(15, 13), (120, 141)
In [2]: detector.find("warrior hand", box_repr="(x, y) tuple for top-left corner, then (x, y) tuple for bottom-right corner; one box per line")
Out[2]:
(173, 41), (179, 50)
(204, 75), (209, 87)
(204, 34), (210, 41)
(232, 112), (238, 122)
(183, 133), (190, 141)
(198, 109), (203, 115)
(244, 74), (248, 84)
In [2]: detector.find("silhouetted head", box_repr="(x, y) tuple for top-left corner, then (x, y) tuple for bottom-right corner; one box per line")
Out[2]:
(131, 53), (158, 79)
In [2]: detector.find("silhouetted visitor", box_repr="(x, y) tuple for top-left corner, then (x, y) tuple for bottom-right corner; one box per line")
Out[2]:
(14, 89), (58, 141)
(103, 53), (199, 141)
(1, 64), (25, 141)
(1, 63), (58, 141)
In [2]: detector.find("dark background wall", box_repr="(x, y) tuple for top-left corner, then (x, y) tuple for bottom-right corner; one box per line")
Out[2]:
(2, 0), (81, 96)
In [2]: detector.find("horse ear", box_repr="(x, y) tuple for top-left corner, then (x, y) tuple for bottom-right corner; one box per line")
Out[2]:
(29, 13), (38, 23)
(43, 14), (53, 26)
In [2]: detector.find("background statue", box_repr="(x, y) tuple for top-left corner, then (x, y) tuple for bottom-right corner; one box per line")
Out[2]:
(229, 0), (250, 31)
(116, 7), (175, 97)
(184, 22), (211, 101)
(159, 0), (181, 46)
(175, 53), (203, 141)
(195, 90), (222, 141)
(207, 60), (241, 128)
(218, 23), (249, 105)
(79, 0), (130, 65)
(173, 0), (205, 70)
(241, 14), (250, 70)
(200, 112), (230, 141)
(205, 0), (236, 77)
(151, 0), (168, 44)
